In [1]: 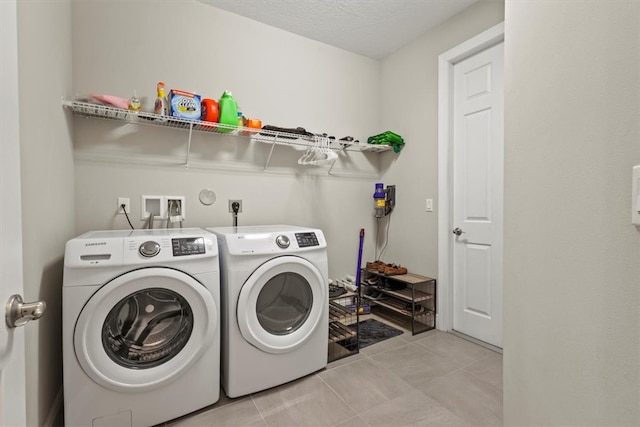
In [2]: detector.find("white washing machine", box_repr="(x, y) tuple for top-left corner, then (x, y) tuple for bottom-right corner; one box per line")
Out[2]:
(208, 225), (329, 398)
(62, 229), (220, 427)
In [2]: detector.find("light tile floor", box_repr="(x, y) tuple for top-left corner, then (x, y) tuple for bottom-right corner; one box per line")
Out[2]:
(165, 316), (503, 427)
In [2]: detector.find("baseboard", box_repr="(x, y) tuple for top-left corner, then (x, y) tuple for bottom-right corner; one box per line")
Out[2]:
(44, 386), (63, 427)
(450, 330), (503, 354)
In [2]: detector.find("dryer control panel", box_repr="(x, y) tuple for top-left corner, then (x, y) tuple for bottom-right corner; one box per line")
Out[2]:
(219, 228), (326, 255)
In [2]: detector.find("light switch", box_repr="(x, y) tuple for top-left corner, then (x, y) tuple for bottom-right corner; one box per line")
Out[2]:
(632, 166), (640, 225)
(426, 198), (433, 212)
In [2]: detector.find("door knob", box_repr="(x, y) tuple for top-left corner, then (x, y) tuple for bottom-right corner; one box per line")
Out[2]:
(6, 294), (46, 328)
(452, 227), (465, 236)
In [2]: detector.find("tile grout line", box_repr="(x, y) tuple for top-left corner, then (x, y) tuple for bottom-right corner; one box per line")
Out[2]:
(248, 394), (270, 427)
(316, 371), (362, 423)
(459, 365), (504, 394)
(413, 333), (500, 370)
(422, 368), (504, 423)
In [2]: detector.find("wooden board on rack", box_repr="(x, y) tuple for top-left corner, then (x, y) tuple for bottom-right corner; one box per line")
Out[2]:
(328, 322), (356, 343)
(329, 301), (352, 322)
(378, 287), (433, 303)
(363, 269), (435, 285)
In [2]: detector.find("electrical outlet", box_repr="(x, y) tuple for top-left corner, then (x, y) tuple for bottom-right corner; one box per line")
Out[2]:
(117, 197), (130, 214)
(228, 199), (243, 213)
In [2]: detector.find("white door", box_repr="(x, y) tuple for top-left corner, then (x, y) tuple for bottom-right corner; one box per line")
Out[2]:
(452, 42), (504, 348)
(0, 0), (28, 424)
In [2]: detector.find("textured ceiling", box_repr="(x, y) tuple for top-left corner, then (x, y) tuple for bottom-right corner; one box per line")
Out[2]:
(196, 0), (479, 59)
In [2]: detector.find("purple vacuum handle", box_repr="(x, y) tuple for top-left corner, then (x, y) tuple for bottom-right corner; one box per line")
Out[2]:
(355, 228), (365, 289)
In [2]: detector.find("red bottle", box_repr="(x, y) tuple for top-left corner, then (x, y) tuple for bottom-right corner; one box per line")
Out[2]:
(201, 98), (219, 123)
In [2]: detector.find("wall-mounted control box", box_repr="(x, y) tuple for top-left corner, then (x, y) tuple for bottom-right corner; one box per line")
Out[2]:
(141, 195), (165, 221)
(140, 195), (186, 221)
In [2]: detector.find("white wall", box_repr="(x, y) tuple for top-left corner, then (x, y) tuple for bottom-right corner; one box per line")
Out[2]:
(378, 0), (505, 277)
(23, 0), (640, 424)
(71, 0), (384, 278)
(503, 1), (640, 425)
(17, 1), (75, 426)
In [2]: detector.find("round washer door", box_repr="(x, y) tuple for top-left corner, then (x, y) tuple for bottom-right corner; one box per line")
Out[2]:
(237, 256), (325, 354)
(74, 267), (217, 392)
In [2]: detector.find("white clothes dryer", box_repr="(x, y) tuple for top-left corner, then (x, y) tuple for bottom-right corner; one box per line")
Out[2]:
(63, 229), (220, 427)
(207, 225), (329, 398)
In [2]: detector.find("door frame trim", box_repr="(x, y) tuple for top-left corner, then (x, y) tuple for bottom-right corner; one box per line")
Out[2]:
(437, 22), (504, 332)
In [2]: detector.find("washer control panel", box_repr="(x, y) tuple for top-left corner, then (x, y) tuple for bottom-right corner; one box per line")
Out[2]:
(295, 232), (319, 247)
(171, 237), (206, 256)
(64, 228), (218, 268)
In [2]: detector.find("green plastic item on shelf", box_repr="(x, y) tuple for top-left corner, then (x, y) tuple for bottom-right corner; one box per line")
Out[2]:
(218, 91), (238, 133)
(367, 130), (405, 153)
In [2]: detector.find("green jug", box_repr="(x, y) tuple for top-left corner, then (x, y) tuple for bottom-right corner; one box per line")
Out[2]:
(218, 91), (238, 133)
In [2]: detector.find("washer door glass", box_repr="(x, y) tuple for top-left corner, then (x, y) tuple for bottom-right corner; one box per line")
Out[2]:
(237, 256), (326, 354)
(256, 272), (312, 336)
(102, 288), (193, 369)
(74, 267), (217, 392)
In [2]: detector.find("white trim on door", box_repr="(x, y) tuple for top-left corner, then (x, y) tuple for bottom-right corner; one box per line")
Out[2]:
(437, 22), (504, 332)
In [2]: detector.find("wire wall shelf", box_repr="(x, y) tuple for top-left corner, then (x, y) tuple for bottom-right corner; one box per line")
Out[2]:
(63, 99), (392, 172)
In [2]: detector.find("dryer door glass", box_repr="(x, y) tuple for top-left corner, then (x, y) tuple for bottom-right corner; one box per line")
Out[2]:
(102, 288), (194, 369)
(256, 272), (312, 335)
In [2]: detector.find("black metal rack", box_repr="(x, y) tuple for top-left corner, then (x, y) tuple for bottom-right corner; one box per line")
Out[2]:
(327, 290), (359, 362)
(360, 269), (436, 335)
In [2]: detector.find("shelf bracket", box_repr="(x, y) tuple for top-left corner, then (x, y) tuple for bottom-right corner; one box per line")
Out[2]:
(185, 122), (194, 168)
(327, 157), (338, 175)
(264, 140), (277, 172)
